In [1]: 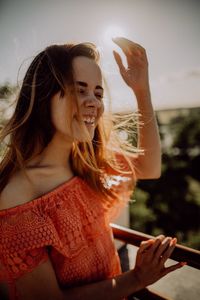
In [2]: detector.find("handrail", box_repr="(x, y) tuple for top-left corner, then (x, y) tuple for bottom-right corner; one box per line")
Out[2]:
(111, 223), (200, 270)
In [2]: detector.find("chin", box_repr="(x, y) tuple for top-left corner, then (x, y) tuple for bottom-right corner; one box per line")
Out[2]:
(88, 127), (96, 140)
(72, 121), (97, 142)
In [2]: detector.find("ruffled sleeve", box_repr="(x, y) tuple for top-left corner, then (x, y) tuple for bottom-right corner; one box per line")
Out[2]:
(0, 200), (64, 281)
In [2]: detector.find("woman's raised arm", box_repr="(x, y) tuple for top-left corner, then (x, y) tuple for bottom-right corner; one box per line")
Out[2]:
(113, 37), (161, 179)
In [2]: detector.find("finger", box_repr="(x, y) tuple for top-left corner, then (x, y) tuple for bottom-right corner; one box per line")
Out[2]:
(160, 238), (177, 263)
(112, 37), (143, 56)
(112, 37), (137, 50)
(112, 37), (132, 54)
(156, 237), (172, 258)
(138, 239), (154, 253)
(113, 50), (126, 74)
(163, 261), (187, 276)
(112, 36), (135, 44)
(150, 235), (165, 253)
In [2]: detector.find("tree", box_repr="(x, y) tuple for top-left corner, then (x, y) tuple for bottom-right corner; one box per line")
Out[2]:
(130, 108), (200, 250)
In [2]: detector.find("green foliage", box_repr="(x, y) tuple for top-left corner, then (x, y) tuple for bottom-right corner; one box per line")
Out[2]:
(0, 83), (17, 161)
(171, 109), (200, 151)
(0, 82), (17, 99)
(130, 108), (200, 250)
(129, 189), (156, 232)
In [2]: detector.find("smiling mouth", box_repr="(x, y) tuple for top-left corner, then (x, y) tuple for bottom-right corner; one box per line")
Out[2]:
(82, 116), (96, 127)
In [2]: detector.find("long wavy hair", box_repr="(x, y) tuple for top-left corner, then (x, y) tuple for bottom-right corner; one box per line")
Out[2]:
(0, 42), (141, 209)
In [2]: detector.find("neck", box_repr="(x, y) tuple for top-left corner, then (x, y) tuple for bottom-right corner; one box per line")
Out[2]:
(27, 132), (73, 170)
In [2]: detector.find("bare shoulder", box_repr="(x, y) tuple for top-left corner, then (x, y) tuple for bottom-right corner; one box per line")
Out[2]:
(0, 170), (35, 210)
(0, 166), (75, 211)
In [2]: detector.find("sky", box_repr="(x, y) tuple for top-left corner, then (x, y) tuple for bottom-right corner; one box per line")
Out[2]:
(0, 0), (200, 112)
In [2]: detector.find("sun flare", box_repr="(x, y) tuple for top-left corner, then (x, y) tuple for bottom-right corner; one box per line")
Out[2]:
(102, 25), (127, 50)
(104, 25), (125, 42)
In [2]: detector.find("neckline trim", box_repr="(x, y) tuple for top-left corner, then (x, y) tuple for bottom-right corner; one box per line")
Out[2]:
(0, 176), (79, 215)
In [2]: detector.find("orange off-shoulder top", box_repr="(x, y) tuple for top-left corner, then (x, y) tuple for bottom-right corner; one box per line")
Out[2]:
(0, 171), (134, 300)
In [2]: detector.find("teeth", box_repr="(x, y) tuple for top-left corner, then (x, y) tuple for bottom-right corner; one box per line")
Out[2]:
(83, 116), (95, 123)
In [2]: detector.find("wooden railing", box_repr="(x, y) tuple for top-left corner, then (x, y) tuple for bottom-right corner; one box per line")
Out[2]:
(111, 223), (200, 300)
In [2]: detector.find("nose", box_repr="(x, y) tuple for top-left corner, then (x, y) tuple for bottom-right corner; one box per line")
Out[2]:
(84, 94), (101, 108)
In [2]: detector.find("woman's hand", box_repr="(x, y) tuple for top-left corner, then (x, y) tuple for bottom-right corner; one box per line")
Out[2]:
(112, 37), (149, 93)
(132, 235), (187, 290)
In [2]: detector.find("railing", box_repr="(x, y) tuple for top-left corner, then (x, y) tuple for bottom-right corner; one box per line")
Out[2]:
(111, 223), (200, 300)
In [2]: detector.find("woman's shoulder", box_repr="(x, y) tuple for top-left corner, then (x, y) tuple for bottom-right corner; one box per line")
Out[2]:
(0, 170), (35, 211)
(0, 167), (75, 211)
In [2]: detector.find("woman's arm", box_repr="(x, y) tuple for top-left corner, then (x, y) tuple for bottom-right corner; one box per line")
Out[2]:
(15, 258), (139, 300)
(133, 87), (161, 179)
(113, 37), (161, 179)
(15, 236), (185, 300)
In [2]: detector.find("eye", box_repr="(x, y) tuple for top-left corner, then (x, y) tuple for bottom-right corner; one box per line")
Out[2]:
(95, 93), (103, 100)
(77, 88), (86, 95)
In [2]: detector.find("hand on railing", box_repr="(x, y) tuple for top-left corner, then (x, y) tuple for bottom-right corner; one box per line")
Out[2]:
(132, 235), (187, 290)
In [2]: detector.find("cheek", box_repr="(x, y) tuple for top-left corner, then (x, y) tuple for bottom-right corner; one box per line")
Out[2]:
(98, 103), (104, 118)
(72, 119), (93, 142)
(52, 105), (63, 127)
(51, 101), (72, 134)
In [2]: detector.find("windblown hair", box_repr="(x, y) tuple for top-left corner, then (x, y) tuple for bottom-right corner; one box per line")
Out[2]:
(0, 42), (141, 209)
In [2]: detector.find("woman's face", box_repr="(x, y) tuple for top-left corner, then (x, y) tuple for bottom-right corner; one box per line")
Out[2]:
(51, 56), (104, 142)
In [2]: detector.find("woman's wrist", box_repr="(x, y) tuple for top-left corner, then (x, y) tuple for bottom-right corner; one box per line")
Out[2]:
(132, 87), (154, 111)
(128, 269), (145, 293)
(131, 82), (150, 97)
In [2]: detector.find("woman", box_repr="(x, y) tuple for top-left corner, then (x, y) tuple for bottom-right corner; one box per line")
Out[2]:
(0, 37), (186, 300)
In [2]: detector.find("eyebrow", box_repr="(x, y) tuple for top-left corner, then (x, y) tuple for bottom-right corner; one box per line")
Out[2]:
(75, 81), (104, 92)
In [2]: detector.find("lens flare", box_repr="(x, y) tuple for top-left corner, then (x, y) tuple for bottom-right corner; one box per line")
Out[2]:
(104, 25), (125, 42)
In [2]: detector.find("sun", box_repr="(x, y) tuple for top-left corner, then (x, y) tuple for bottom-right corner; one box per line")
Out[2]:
(104, 25), (125, 42)
(99, 25), (128, 71)
(102, 25), (126, 49)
